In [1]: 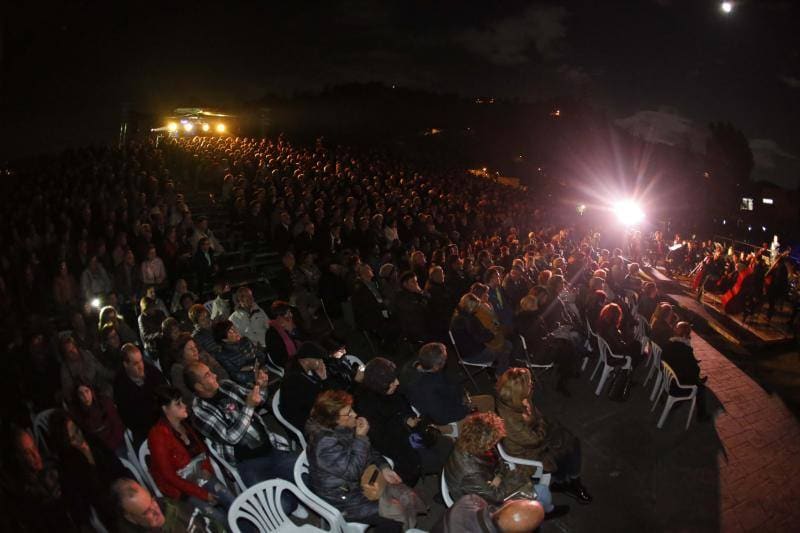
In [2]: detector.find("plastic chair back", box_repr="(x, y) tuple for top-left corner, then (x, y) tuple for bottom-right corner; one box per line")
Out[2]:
(205, 437), (247, 493)
(272, 389), (307, 449)
(33, 408), (56, 455)
(138, 441), (163, 497)
(440, 470), (454, 508)
(228, 479), (330, 533)
(119, 456), (147, 489)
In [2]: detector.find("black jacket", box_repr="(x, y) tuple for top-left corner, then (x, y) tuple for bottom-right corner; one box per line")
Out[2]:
(353, 387), (421, 486)
(351, 280), (391, 333)
(391, 289), (430, 342)
(113, 363), (167, 446)
(661, 339), (702, 387)
(400, 362), (469, 425)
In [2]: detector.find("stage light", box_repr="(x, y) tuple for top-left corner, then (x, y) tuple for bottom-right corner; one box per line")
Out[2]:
(90, 298), (101, 309)
(577, 204), (586, 215)
(202, 123), (210, 132)
(183, 123), (194, 132)
(216, 123), (226, 133)
(613, 200), (645, 226)
(167, 122), (178, 132)
(720, 2), (733, 14)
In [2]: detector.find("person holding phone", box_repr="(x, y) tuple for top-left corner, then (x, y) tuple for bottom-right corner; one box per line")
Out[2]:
(305, 390), (404, 533)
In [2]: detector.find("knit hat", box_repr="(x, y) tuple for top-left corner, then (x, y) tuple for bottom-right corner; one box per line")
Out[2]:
(362, 357), (397, 394)
(295, 342), (328, 360)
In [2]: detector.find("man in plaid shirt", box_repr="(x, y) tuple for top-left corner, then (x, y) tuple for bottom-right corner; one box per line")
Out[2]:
(185, 362), (299, 512)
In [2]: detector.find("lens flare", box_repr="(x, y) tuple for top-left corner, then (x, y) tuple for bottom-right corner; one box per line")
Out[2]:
(167, 122), (178, 132)
(613, 200), (645, 226)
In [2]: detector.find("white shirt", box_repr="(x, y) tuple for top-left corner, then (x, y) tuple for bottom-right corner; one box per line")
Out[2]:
(229, 305), (270, 347)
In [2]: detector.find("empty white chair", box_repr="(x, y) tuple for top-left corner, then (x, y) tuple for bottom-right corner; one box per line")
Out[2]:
(591, 336), (632, 396)
(137, 441), (164, 497)
(293, 451), (369, 533)
(440, 470), (454, 508)
(32, 408), (56, 455)
(228, 479), (330, 533)
(651, 361), (698, 430)
(449, 330), (493, 391)
(272, 389), (307, 450)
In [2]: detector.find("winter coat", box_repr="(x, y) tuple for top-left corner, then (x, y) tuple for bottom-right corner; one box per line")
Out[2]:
(304, 420), (389, 522)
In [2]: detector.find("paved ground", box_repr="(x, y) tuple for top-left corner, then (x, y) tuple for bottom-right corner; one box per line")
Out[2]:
(369, 329), (800, 532)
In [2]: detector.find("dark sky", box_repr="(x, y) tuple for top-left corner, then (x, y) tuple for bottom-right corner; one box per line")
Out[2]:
(2, 0), (799, 184)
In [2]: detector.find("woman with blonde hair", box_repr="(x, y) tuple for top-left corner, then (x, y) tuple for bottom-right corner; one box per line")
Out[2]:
(649, 302), (676, 348)
(496, 368), (591, 505)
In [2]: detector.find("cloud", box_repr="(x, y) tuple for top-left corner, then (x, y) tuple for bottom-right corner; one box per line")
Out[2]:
(614, 109), (709, 153)
(457, 5), (567, 65)
(749, 139), (798, 169)
(778, 74), (800, 88)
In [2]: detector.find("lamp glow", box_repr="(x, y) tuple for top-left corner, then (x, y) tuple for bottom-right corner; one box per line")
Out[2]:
(613, 200), (645, 226)
(183, 123), (194, 132)
(216, 123), (226, 133)
(167, 122), (178, 132)
(721, 1), (733, 14)
(201, 123), (210, 132)
(90, 298), (101, 309)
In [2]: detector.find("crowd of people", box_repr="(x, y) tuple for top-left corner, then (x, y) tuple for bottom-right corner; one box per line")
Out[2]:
(0, 134), (721, 532)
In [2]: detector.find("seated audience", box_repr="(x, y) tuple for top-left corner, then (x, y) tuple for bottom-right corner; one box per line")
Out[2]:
(213, 319), (266, 386)
(495, 368), (591, 504)
(450, 293), (511, 373)
(170, 333), (229, 404)
(229, 286), (270, 349)
(189, 303), (221, 356)
(137, 296), (167, 360)
(59, 335), (114, 401)
(391, 271), (430, 343)
(443, 412), (558, 515)
(660, 322), (710, 422)
(185, 362), (299, 513)
(265, 300), (305, 368)
(596, 303), (643, 367)
(305, 390), (404, 532)
(432, 494), (544, 533)
(355, 357), (452, 486)
(650, 302), (677, 349)
(49, 410), (129, 527)
(113, 344), (167, 447)
(68, 379), (125, 455)
(147, 386), (234, 524)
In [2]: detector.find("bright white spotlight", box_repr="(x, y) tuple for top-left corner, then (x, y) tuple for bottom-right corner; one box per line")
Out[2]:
(613, 200), (645, 226)
(167, 122), (178, 132)
(720, 1), (733, 14)
(90, 298), (101, 309)
(216, 123), (226, 133)
(183, 123), (194, 132)
(201, 123), (210, 132)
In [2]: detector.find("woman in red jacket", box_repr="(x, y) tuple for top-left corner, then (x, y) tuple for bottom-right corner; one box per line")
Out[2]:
(147, 386), (234, 522)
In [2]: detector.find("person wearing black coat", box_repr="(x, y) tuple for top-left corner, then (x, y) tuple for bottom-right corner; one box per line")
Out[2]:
(391, 272), (431, 343)
(354, 358), (452, 487)
(190, 237), (217, 291)
(425, 267), (454, 342)
(48, 410), (129, 528)
(596, 303), (643, 368)
(399, 343), (470, 426)
(113, 344), (167, 447)
(661, 322), (709, 420)
(351, 265), (395, 340)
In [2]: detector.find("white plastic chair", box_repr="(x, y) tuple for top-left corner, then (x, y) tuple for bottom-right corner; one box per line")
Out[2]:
(203, 300), (214, 315)
(228, 479), (330, 533)
(32, 408), (56, 455)
(591, 336), (632, 396)
(440, 470), (454, 508)
(293, 451), (369, 533)
(496, 442), (549, 485)
(448, 329), (493, 391)
(138, 441), (164, 497)
(205, 437), (248, 494)
(119, 456), (148, 490)
(272, 389), (308, 450)
(518, 334), (555, 376)
(651, 361), (698, 430)
(89, 506), (110, 533)
(342, 354), (365, 369)
(644, 340), (663, 398)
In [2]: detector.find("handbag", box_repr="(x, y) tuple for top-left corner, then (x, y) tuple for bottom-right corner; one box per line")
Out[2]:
(360, 464), (387, 501)
(607, 368), (633, 402)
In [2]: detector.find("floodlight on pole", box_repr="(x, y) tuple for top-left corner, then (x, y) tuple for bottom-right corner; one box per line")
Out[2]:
(613, 200), (645, 226)
(720, 1), (733, 14)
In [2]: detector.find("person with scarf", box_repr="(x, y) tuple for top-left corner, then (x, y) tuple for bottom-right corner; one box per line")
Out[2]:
(265, 300), (306, 368)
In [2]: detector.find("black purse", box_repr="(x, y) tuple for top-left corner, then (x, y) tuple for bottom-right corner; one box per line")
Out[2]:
(607, 368), (633, 402)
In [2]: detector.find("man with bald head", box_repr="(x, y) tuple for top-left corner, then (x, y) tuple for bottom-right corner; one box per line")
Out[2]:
(661, 321), (710, 422)
(432, 494), (547, 533)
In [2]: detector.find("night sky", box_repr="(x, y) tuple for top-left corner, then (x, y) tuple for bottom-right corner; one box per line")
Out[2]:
(2, 0), (798, 186)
